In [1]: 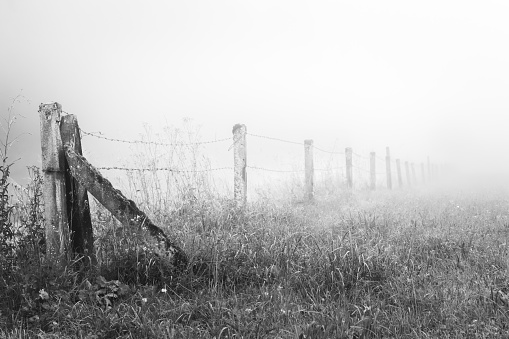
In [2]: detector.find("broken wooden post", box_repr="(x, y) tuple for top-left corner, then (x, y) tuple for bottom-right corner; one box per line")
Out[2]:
(345, 147), (353, 189)
(64, 147), (188, 269)
(39, 102), (69, 268)
(60, 114), (95, 267)
(370, 152), (376, 190)
(386, 147), (392, 189)
(396, 159), (403, 188)
(304, 139), (314, 200)
(232, 124), (247, 208)
(405, 161), (411, 186)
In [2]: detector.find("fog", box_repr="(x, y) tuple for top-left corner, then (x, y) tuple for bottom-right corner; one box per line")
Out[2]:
(2, 1), (509, 196)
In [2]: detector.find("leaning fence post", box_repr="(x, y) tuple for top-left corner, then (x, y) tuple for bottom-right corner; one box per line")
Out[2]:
(345, 147), (353, 189)
(396, 159), (403, 188)
(405, 161), (411, 187)
(386, 147), (392, 189)
(39, 102), (69, 268)
(370, 152), (376, 190)
(60, 114), (95, 267)
(304, 140), (314, 200)
(232, 124), (247, 208)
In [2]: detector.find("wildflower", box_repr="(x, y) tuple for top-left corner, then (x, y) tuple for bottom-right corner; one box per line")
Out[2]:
(39, 289), (49, 300)
(161, 288), (167, 293)
(141, 298), (147, 303)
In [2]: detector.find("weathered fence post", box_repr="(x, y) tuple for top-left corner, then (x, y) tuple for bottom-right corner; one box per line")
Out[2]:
(64, 147), (188, 268)
(304, 140), (314, 200)
(427, 156), (431, 179)
(60, 115), (95, 267)
(345, 147), (353, 189)
(232, 124), (247, 208)
(411, 162), (417, 185)
(370, 152), (376, 190)
(39, 102), (69, 268)
(421, 162), (426, 184)
(405, 161), (411, 186)
(386, 147), (392, 189)
(396, 159), (403, 188)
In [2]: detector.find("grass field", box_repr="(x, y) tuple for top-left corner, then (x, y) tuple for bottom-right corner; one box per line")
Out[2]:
(2, 181), (509, 338)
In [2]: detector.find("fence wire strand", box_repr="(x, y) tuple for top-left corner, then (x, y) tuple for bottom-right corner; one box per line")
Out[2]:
(353, 152), (369, 160)
(95, 166), (233, 173)
(247, 133), (302, 146)
(313, 146), (344, 155)
(80, 129), (231, 146)
(247, 166), (304, 173)
(247, 132), (343, 154)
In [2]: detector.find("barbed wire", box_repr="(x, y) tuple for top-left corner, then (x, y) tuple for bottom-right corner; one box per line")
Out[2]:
(353, 152), (369, 160)
(247, 165), (345, 173)
(315, 167), (344, 171)
(247, 166), (304, 173)
(247, 132), (344, 155)
(313, 146), (344, 155)
(247, 133), (302, 146)
(352, 165), (370, 173)
(95, 166), (233, 172)
(79, 129), (231, 146)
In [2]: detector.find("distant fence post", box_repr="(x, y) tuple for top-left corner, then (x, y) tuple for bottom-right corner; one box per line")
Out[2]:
(421, 162), (426, 184)
(405, 161), (411, 186)
(345, 147), (353, 189)
(39, 102), (69, 268)
(370, 152), (376, 190)
(427, 156), (431, 179)
(304, 140), (314, 200)
(60, 114), (95, 267)
(411, 162), (417, 185)
(385, 147), (392, 189)
(396, 159), (403, 188)
(232, 124), (247, 208)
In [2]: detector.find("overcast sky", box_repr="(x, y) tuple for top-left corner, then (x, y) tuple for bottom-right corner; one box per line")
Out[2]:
(2, 0), (509, 188)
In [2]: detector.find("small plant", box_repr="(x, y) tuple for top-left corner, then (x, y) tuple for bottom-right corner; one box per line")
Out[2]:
(0, 94), (29, 265)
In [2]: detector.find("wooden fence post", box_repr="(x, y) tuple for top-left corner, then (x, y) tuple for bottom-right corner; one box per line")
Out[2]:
(64, 147), (188, 269)
(405, 161), (411, 186)
(396, 159), (403, 187)
(421, 162), (426, 184)
(232, 124), (247, 208)
(427, 156), (431, 180)
(39, 102), (69, 268)
(304, 140), (314, 200)
(386, 147), (392, 189)
(60, 114), (95, 267)
(345, 147), (353, 189)
(370, 152), (376, 190)
(411, 162), (417, 185)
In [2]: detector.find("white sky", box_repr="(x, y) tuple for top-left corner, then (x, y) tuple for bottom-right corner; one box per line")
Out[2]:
(2, 0), (509, 187)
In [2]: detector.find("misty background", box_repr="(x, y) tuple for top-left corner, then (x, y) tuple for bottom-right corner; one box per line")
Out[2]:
(2, 1), (509, 195)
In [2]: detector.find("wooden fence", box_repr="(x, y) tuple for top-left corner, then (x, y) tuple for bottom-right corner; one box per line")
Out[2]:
(39, 102), (441, 268)
(39, 103), (187, 270)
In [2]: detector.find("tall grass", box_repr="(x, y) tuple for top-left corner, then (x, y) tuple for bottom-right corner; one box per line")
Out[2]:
(1, 117), (509, 338)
